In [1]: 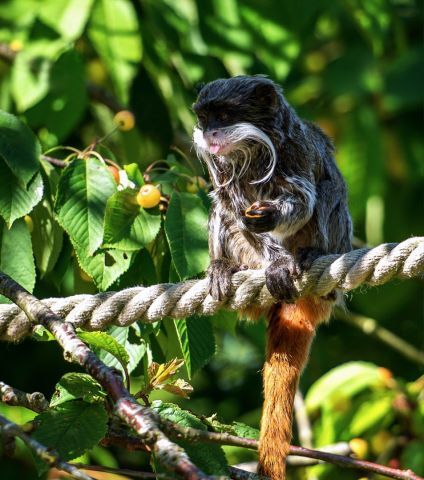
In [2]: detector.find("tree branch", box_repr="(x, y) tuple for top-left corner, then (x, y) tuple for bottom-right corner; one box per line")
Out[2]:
(336, 309), (424, 366)
(0, 381), (49, 413)
(0, 415), (94, 480)
(0, 272), (211, 480)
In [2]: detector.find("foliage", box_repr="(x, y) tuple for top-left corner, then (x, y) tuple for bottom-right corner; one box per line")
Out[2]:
(0, 0), (422, 478)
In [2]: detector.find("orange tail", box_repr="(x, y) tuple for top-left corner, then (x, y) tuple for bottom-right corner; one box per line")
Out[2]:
(258, 297), (332, 479)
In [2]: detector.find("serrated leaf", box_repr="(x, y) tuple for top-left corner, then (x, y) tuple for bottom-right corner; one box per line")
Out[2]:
(0, 160), (43, 228)
(24, 49), (88, 142)
(11, 41), (66, 113)
(93, 326), (146, 375)
(0, 218), (35, 303)
(55, 157), (117, 255)
(31, 199), (63, 277)
(205, 417), (260, 440)
(152, 401), (228, 476)
(162, 379), (193, 399)
(50, 373), (106, 407)
(103, 189), (161, 251)
(37, 0), (95, 40)
(0, 110), (41, 186)
(164, 317), (216, 379)
(78, 331), (130, 370)
(33, 401), (108, 474)
(305, 362), (382, 413)
(164, 192), (209, 279)
(88, 0), (142, 103)
(74, 244), (134, 291)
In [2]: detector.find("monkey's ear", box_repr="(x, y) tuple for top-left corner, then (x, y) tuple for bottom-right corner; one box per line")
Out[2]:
(254, 82), (278, 108)
(194, 82), (206, 96)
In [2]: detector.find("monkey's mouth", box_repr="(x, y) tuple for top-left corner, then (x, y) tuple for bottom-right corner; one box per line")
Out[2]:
(208, 142), (232, 155)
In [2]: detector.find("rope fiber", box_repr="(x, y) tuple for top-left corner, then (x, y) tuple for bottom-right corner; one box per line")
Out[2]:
(1, 237), (423, 342)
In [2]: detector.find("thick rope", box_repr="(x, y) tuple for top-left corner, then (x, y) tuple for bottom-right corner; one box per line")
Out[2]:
(1, 237), (423, 343)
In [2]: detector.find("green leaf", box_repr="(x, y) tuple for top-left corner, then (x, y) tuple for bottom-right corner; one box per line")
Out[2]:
(24, 49), (88, 142)
(0, 110), (41, 186)
(74, 244), (134, 291)
(93, 326), (146, 375)
(206, 417), (260, 439)
(88, 0), (142, 103)
(0, 218), (35, 303)
(33, 401), (108, 473)
(164, 192), (209, 280)
(55, 158), (117, 256)
(349, 394), (394, 436)
(103, 189), (161, 251)
(78, 331), (130, 371)
(37, 0), (95, 41)
(11, 41), (66, 112)
(305, 362), (382, 413)
(163, 316), (216, 379)
(124, 163), (144, 186)
(0, 159), (43, 228)
(152, 401), (228, 476)
(31, 199), (63, 277)
(401, 440), (424, 476)
(50, 373), (106, 407)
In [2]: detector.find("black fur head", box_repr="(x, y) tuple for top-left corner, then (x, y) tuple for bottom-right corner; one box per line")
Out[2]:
(193, 75), (283, 135)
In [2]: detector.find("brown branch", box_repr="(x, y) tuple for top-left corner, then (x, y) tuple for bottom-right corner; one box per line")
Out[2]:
(41, 155), (68, 168)
(228, 467), (266, 480)
(0, 272), (211, 480)
(336, 309), (424, 366)
(0, 415), (94, 480)
(72, 463), (172, 479)
(0, 381), (49, 413)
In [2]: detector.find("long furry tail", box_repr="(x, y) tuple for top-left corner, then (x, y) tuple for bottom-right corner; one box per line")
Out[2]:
(258, 297), (332, 479)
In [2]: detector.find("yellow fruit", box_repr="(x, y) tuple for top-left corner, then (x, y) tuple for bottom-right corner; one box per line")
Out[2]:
(108, 165), (120, 184)
(113, 110), (135, 131)
(370, 430), (393, 455)
(187, 176), (207, 193)
(86, 58), (107, 85)
(24, 215), (33, 233)
(136, 184), (161, 208)
(377, 367), (393, 381)
(349, 438), (368, 459)
(9, 39), (23, 52)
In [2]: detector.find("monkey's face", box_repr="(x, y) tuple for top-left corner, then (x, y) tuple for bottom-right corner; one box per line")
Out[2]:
(192, 76), (279, 157)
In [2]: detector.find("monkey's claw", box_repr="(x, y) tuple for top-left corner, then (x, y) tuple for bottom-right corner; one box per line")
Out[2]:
(265, 257), (300, 303)
(242, 201), (280, 233)
(208, 259), (243, 301)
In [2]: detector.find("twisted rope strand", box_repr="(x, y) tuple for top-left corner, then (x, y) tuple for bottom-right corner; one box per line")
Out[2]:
(1, 237), (422, 342)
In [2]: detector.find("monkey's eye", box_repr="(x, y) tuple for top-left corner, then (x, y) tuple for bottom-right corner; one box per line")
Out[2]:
(216, 112), (229, 123)
(197, 113), (207, 125)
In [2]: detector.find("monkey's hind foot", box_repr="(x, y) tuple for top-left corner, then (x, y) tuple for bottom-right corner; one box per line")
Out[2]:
(265, 256), (300, 303)
(208, 259), (247, 301)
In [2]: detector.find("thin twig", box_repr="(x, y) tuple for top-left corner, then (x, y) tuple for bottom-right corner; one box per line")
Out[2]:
(0, 415), (94, 480)
(336, 309), (424, 366)
(0, 381), (49, 413)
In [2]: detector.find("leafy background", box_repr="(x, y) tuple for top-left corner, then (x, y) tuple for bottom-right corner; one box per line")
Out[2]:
(0, 0), (422, 479)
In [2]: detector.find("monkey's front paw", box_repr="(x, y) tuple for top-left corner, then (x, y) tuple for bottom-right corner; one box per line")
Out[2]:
(242, 201), (280, 233)
(265, 257), (300, 303)
(297, 246), (326, 271)
(208, 259), (244, 301)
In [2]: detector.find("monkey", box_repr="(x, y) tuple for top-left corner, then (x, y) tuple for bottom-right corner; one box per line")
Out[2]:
(192, 75), (352, 479)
